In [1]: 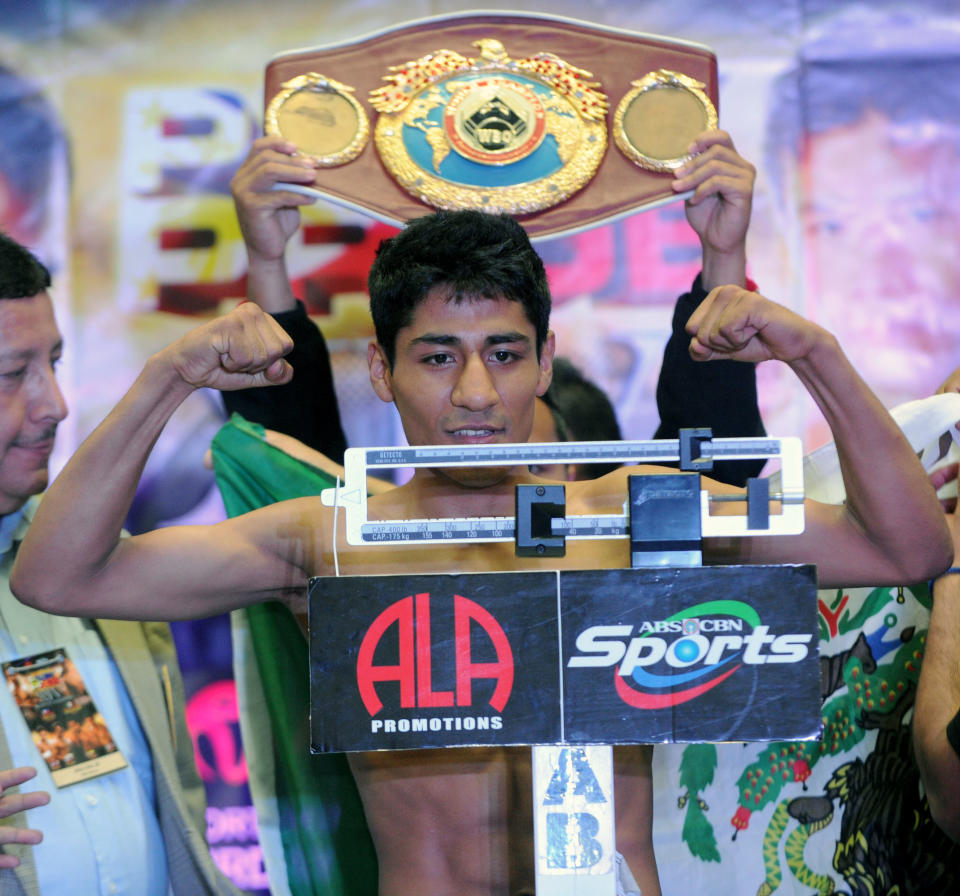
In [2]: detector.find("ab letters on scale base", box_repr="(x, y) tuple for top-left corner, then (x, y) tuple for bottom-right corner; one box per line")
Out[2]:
(308, 433), (819, 895)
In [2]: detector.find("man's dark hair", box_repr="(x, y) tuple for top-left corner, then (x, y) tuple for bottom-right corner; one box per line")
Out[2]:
(540, 398), (571, 444)
(545, 357), (622, 441)
(0, 231), (52, 299)
(543, 357), (622, 478)
(368, 209), (551, 368)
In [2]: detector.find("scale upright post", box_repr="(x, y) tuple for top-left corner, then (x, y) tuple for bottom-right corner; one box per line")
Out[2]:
(526, 432), (714, 895)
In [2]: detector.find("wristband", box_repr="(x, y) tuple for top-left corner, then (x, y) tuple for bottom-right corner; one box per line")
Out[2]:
(948, 708), (960, 761)
(929, 567), (960, 595)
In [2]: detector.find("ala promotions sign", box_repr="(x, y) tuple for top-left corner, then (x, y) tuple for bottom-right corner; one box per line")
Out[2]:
(308, 566), (819, 753)
(309, 571), (560, 752)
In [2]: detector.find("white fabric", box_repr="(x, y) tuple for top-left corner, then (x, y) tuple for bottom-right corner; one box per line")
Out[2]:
(768, 391), (960, 501)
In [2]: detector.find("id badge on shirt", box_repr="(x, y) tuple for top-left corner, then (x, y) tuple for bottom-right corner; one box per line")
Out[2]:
(3, 647), (128, 786)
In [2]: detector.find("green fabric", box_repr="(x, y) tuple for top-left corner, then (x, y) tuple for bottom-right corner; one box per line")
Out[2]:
(210, 413), (377, 896)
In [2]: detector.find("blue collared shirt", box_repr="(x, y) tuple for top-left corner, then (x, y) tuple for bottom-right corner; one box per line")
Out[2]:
(0, 499), (170, 895)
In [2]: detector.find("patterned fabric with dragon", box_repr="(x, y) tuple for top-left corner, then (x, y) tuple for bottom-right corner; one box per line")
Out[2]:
(652, 395), (960, 896)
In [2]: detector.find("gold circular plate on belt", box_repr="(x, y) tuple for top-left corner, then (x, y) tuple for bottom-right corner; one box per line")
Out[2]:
(614, 70), (717, 172)
(266, 73), (370, 167)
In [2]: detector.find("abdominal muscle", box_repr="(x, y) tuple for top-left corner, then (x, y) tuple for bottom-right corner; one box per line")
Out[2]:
(347, 743), (659, 896)
(349, 745), (530, 896)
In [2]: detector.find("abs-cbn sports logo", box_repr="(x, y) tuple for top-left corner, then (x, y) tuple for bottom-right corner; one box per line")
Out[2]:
(567, 599), (812, 709)
(356, 592), (513, 733)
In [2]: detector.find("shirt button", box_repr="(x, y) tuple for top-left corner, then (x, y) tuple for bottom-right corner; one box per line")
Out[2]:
(109, 883), (118, 894)
(86, 793), (98, 806)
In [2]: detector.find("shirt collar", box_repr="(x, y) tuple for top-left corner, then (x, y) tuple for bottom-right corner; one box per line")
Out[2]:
(0, 496), (40, 557)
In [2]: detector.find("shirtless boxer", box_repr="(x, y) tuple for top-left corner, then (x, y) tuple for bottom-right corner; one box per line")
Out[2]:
(10, 209), (950, 895)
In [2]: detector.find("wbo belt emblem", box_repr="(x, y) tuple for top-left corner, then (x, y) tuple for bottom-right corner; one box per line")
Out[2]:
(443, 78), (546, 165)
(369, 38), (608, 215)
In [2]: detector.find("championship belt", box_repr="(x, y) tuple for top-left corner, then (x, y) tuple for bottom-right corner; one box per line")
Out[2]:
(264, 12), (718, 239)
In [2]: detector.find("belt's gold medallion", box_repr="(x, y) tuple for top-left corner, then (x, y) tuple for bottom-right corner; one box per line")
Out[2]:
(370, 39), (608, 215)
(265, 73), (370, 167)
(613, 69), (717, 172)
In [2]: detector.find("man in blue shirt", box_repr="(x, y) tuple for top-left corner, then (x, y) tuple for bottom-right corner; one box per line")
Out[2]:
(0, 232), (238, 895)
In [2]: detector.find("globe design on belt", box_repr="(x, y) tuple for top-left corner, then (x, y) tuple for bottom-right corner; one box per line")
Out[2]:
(370, 39), (609, 215)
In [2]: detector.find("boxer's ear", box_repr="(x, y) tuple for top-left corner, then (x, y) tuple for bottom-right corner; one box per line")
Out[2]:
(368, 341), (395, 403)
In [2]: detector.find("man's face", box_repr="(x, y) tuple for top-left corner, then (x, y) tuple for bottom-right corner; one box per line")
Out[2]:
(0, 292), (67, 516)
(369, 288), (554, 487)
(801, 109), (960, 406)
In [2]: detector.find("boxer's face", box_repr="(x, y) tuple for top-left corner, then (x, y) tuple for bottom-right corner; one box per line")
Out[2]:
(369, 287), (554, 488)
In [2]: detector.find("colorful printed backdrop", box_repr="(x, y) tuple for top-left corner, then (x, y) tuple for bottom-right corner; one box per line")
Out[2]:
(3, 1), (960, 892)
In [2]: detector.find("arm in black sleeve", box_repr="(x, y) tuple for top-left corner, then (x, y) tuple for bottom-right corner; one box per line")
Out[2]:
(654, 274), (766, 486)
(221, 301), (348, 464)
